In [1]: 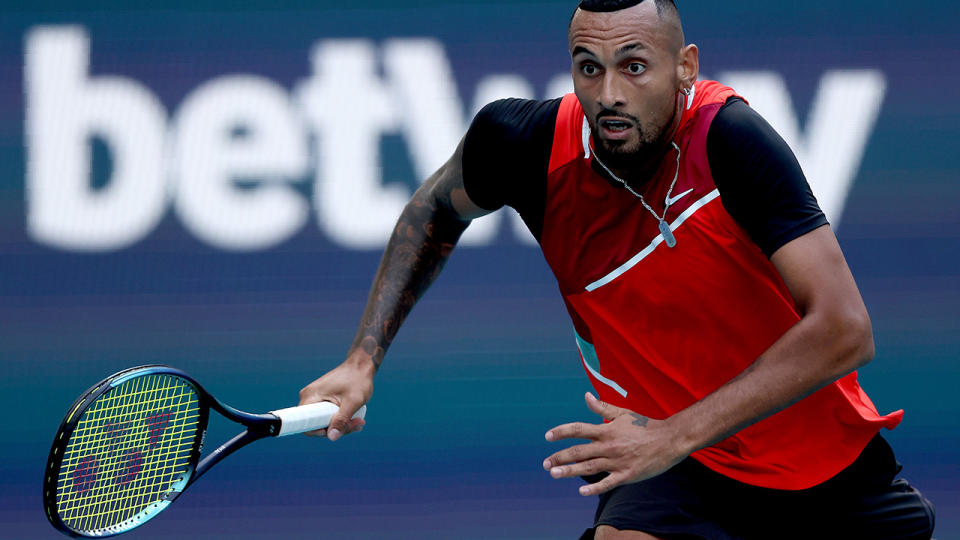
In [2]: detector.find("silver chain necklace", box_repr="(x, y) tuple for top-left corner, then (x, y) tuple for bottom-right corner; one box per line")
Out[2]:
(591, 141), (682, 248)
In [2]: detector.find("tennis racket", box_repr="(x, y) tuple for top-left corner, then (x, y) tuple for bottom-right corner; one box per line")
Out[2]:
(43, 364), (365, 538)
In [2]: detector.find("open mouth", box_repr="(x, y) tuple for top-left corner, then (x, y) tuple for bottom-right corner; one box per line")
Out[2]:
(599, 118), (633, 133)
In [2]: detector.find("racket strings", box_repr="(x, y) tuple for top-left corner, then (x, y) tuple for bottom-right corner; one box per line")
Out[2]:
(56, 374), (201, 533)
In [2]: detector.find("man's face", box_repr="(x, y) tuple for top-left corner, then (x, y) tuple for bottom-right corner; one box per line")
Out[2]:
(569, 2), (684, 164)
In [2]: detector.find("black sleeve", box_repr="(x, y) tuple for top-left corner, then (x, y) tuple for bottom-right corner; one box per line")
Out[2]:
(707, 98), (829, 257)
(462, 98), (560, 241)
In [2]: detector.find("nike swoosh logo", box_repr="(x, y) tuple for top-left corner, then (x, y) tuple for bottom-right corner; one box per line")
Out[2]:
(665, 188), (694, 207)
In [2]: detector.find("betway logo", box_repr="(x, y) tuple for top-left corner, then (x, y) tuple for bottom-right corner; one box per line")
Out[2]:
(25, 26), (886, 252)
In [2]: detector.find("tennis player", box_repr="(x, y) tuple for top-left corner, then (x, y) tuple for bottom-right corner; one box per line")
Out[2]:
(298, 1), (936, 537)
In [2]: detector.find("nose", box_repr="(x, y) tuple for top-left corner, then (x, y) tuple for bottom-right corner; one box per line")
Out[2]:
(598, 71), (626, 109)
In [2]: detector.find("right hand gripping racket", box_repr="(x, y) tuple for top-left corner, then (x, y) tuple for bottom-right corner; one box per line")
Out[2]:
(43, 364), (365, 537)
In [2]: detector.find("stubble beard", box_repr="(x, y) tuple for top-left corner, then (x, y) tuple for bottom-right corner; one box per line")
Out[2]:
(592, 94), (682, 177)
(594, 121), (668, 175)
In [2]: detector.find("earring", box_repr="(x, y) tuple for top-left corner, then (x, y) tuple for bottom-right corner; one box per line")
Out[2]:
(683, 84), (695, 110)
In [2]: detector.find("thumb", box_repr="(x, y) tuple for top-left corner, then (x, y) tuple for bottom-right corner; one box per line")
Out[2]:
(327, 400), (368, 441)
(585, 392), (625, 421)
(326, 402), (354, 442)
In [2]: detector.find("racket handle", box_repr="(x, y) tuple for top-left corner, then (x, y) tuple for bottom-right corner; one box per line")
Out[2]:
(270, 402), (367, 437)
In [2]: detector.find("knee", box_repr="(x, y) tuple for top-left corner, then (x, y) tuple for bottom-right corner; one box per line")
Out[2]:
(594, 524), (664, 540)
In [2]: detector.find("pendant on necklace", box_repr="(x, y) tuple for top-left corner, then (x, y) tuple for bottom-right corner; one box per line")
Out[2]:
(659, 219), (677, 248)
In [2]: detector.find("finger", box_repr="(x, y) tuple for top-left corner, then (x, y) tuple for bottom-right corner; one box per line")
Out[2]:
(584, 392), (626, 421)
(542, 442), (606, 470)
(330, 399), (370, 441)
(547, 457), (611, 479)
(302, 397), (352, 442)
(545, 421), (603, 442)
(326, 408), (352, 441)
(579, 471), (625, 496)
(309, 414), (365, 439)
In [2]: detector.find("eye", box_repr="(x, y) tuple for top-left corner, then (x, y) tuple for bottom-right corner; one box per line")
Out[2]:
(581, 63), (599, 76)
(626, 63), (646, 75)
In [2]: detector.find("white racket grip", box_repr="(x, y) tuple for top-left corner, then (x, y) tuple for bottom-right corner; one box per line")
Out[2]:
(271, 402), (367, 437)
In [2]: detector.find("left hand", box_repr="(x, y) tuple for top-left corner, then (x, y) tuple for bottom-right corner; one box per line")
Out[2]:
(543, 392), (690, 496)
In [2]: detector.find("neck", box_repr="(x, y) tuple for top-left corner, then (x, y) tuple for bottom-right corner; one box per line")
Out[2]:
(595, 137), (674, 185)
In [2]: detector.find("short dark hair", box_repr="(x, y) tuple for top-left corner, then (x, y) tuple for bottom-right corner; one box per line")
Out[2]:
(569, 0), (685, 50)
(576, 0), (679, 18)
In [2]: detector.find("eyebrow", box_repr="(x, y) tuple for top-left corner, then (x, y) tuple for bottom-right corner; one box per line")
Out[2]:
(571, 45), (597, 58)
(616, 42), (646, 56)
(571, 42), (648, 60)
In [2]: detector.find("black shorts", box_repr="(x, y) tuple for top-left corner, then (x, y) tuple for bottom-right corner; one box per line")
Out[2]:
(579, 435), (935, 540)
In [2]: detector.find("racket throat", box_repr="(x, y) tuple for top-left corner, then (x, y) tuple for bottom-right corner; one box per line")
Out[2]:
(191, 424), (274, 484)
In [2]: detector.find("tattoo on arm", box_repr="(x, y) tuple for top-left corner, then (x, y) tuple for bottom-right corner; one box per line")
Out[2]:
(631, 414), (650, 428)
(349, 149), (471, 370)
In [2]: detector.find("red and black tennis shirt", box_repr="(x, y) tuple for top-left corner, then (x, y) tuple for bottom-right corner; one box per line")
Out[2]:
(462, 80), (902, 490)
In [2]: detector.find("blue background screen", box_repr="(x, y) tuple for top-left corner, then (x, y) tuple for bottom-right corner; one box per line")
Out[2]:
(2, 1), (957, 538)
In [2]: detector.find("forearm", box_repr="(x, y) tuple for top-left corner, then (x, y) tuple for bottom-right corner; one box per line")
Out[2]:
(669, 308), (874, 456)
(300, 140), (480, 439)
(347, 184), (470, 371)
(544, 310), (876, 497)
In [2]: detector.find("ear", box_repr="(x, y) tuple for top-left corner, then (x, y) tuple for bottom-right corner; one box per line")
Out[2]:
(677, 43), (699, 90)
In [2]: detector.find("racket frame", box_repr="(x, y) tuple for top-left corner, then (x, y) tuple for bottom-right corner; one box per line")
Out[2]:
(43, 365), (283, 538)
